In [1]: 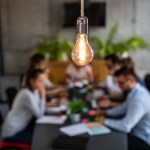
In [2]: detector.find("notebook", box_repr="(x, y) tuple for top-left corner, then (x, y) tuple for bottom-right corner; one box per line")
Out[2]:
(52, 134), (89, 150)
(85, 122), (111, 135)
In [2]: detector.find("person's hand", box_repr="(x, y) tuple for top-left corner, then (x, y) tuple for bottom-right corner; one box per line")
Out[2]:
(99, 115), (106, 124)
(99, 99), (111, 108)
(99, 95), (109, 100)
(39, 86), (46, 100)
(97, 109), (106, 116)
(59, 97), (67, 104)
(46, 100), (59, 107)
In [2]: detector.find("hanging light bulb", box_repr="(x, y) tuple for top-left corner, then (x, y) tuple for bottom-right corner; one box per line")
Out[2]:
(71, 0), (94, 66)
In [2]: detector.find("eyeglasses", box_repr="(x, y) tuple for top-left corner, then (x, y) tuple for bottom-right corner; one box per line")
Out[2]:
(117, 78), (130, 86)
(118, 80), (126, 85)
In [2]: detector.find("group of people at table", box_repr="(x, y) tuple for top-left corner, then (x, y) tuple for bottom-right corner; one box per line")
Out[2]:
(1, 54), (150, 150)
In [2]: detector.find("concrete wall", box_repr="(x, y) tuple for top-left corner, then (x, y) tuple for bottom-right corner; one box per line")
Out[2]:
(1, 0), (51, 74)
(130, 0), (150, 78)
(0, 0), (150, 78)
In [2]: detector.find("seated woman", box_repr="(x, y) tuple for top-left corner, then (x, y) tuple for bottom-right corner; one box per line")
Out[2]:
(95, 55), (123, 102)
(66, 63), (94, 87)
(21, 53), (46, 86)
(66, 63), (94, 100)
(1, 68), (46, 144)
(100, 54), (122, 96)
(22, 54), (67, 106)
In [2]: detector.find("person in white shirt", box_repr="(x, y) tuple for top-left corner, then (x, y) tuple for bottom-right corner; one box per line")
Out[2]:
(1, 68), (46, 144)
(66, 63), (94, 87)
(98, 55), (123, 107)
(103, 54), (122, 95)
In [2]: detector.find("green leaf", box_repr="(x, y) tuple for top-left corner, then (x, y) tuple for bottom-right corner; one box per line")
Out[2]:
(106, 22), (119, 47)
(32, 36), (73, 61)
(68, 100), (86, 114)
(127, 35), (148, 49)
(91, 23), (148, 58)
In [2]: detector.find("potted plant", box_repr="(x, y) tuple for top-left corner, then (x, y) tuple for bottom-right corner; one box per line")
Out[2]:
(91, 23), (148, 58)
(32, 35), (73, 61)
(68, 99), (86, 123)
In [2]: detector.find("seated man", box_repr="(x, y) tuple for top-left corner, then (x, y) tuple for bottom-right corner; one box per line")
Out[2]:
(99, 67), (150, 150)
(99, 57), (146, 108)
(119, 57), (146, 87)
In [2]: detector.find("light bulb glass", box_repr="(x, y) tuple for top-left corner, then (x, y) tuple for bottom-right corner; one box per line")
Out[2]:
(71, 33), (94, 66)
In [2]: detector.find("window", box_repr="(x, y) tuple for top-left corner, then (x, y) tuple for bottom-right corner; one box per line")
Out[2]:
(63, 2), (106, 27)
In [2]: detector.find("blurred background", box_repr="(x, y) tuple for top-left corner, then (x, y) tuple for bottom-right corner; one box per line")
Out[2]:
(0, 0), (150, 109)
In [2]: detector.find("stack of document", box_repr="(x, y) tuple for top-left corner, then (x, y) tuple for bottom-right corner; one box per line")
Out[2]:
(36, 115), (67, 124)
(46, 105), (67, 114)
(60, 123), (88, 136)
(60, 122), (111, 136)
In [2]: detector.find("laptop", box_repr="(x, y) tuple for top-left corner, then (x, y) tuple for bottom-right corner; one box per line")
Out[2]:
(52, 134), (89, 150)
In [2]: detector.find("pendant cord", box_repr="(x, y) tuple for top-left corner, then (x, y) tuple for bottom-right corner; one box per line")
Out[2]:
(81, 0), (84, 16)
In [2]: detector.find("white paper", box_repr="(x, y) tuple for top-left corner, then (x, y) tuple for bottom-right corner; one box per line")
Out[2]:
(46, 105), (67, 113)
(60, 123), (88, 136)
(60, 122), (111, 136)
(36, 115), (67, 124)
(46, 106), (62, 113)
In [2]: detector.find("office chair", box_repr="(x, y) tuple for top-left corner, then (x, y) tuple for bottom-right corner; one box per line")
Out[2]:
(5, 87), (17, 109)
(0, 141), (31, 150)
(144, 74), (150, 91)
